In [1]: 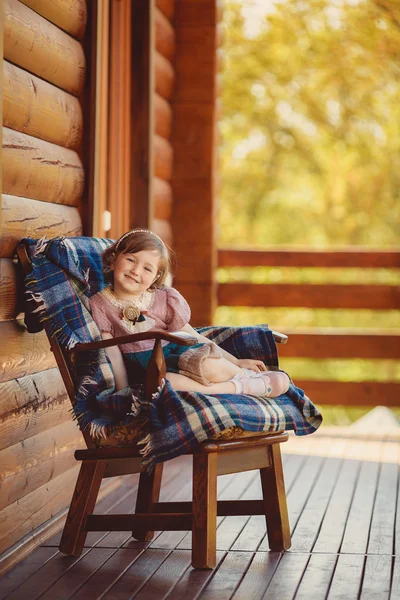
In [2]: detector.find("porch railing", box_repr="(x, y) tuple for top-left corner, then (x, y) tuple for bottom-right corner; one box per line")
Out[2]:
(217, 248), (400, 407)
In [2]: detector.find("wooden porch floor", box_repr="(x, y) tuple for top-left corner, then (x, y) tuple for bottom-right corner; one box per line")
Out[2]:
(1, 428), (399, 600)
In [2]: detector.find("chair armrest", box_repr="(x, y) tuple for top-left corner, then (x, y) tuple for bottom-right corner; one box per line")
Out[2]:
(70, 330), (199, 353)
(271, 330), (288, 344)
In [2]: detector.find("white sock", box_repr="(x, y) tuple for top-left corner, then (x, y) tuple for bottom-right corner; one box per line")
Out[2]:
(230, 371), (290, 397)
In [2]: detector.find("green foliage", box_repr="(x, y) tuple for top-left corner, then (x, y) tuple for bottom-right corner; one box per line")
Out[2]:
(219, 0), (400, 247)
(217, 1), (400, 416)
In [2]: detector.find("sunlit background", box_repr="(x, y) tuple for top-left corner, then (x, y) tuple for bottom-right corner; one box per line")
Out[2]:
(215, 0), (400, 424)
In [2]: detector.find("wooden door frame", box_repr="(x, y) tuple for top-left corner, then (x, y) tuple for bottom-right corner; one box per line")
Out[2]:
(85, 0), (154, 239)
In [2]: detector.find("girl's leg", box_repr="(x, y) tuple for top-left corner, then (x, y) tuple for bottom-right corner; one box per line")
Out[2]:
(166, 372), (236, 394)
(166, 370), (290, 397)
(200, 357), (244, 383)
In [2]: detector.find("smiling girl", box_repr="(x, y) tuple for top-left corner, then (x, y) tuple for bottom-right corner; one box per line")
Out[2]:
(89, 229), (290, 397)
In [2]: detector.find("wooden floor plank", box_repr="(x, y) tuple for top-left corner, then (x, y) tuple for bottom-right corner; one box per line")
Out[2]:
(230, 552), (281, 599)
(37, 548), (117, 600)
(196, 551), (254, 600)
(290, 437), (351, 553)
(164, 551), (225, 600)
(295, 553), (338, 600)
(4, 551), (90, 600)
(69, 549), (143, 600)
(0, 548), (58, 600)
(258, 453), (325, 551)
(259, 552), (309, 600)
(360, 554), (392, 600)
(100, 549), (171, 600)
(391, 555), (400, 600)
(367, 442), (399, 555)
(340, 449), (381, 554)
(327, 554), (365, 600)
(313, 457), (361, 553)
(133, 549), (192, 599)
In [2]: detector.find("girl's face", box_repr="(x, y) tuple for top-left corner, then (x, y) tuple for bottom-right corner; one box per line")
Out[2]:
(111, 249), (161, 300)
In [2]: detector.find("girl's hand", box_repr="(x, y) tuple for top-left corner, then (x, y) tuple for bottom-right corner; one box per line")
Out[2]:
(237, 359), (267, 372)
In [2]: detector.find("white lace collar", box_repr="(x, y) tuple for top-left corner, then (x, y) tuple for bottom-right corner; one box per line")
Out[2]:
(100, 285), (154, 312)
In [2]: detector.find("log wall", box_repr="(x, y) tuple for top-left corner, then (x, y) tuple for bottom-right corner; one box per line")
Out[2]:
(151, 0), (176, 246)
(0, 0), (87, 573)
(170, 0), (219, 325)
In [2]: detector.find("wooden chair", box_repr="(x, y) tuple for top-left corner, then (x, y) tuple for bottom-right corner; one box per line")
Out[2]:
(17, 243), (291, 569)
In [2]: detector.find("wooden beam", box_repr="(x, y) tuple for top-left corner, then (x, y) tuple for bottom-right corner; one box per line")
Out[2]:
(292, 380), (400, 407)
(1, 195), (82, 258)
(19, 0), (87, 40)
(0, 321), (55, 383)
(218, 248), (400, 269)
(3, 61), (83, 150)
(3, 128), (84, 206)
(4, 0), (85, 96)
(279, 329), (400, 359)
(130, 0), (154, 229)
(218, 283), (400, 310)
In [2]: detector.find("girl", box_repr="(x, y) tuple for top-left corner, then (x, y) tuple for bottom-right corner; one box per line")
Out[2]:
(90, 229), (290, 397)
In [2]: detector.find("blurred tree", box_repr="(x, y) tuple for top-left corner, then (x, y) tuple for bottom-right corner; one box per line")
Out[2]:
(219, 0), (400, 247)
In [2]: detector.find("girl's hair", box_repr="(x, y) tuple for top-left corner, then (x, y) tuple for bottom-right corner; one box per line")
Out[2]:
(102, 229), (172, 291)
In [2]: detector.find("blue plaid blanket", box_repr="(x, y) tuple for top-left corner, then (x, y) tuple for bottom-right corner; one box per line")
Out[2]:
(19, 236), (322, 468)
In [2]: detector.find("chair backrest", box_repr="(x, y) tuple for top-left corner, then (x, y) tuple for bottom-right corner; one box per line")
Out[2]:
(17, 236), (116, 448)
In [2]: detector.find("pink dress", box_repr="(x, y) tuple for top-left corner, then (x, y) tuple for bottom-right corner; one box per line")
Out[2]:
(89, 286), (191, 352)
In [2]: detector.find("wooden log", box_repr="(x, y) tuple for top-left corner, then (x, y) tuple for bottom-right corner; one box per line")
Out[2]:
(293, 380), (400, 407)
(154, 134), (173, 180)
(155, 6), (175, 61)
(217, 282), (400, 310)
(0, 395), (71, 452)
(218, 248), (400, 269)
(279, 329), (400, 360)
(19, 0), (87, 40)
(156, 0), (175, 20)
(171, 104), (214, 179)
(0, 321), (55, 383)
(155, 51), (174, 100)
(0, 368), (64, 417)
(3, 128), (84, 205)
(1, 195), (82, 258)
(0, 420), (81, 511)
(152, 218), (173, 247)
(0, 259), (20, 322)
(173, 27), (217, 104)
(175, 0), (219, 26)
(3, 61), (83, 150)
(0, 466), (80, 554)
(4, 0), (86, 96)
(155, 93), (172, 139)
(153, 177), (172, 220)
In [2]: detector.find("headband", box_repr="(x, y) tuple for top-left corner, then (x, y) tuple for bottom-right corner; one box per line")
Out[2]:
(115, 229), (166, 250)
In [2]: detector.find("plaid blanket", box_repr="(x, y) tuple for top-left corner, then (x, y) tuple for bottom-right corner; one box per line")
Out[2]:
(19, 236), (322, 468)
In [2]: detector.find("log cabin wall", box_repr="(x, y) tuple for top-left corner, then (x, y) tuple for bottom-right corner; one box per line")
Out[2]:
(0, 0), (88, 573)
(151, 0), (175, 246)
(170, 0), (220, 326)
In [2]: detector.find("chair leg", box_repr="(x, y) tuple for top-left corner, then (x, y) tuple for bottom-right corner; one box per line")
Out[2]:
(59, 460), (106, 556)
(260, 443), (291, 551)
(192, 453), (218, 569)
(132, 463), (164, 541)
